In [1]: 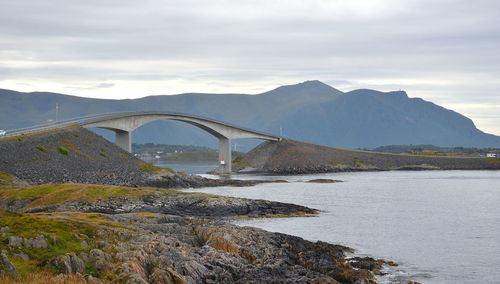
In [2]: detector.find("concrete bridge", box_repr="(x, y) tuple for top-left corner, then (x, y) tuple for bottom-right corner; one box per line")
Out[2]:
(3, 112), (280, 173)
(82, 112), (280, 173)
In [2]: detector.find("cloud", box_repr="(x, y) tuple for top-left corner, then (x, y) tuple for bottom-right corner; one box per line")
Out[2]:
(0, 0), (499, 134)
(69, 83), (115, 91)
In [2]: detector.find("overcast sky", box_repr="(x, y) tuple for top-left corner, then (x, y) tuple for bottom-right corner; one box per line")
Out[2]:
(1, 0), (499, 134)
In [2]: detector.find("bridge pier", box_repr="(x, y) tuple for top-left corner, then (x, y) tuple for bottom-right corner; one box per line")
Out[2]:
(217, 137), (232, 174)
(82, 111), (279, 175)
(115, 130), (131, 152)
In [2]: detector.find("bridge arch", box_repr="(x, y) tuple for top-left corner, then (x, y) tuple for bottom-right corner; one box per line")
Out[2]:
(82, 112), (279, 173)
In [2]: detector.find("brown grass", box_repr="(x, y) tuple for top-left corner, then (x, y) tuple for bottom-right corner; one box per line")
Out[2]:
(0, 272), (87, 284)
(0, 183), (180, 208)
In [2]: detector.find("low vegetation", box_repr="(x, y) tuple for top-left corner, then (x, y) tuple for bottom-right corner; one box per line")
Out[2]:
(368, 144), (500, 157)
(57, 146), (68, 155)
(59, 138), (80, 152)
(0, 183), (180, 208)
(232, 156), (249, 168)
(0, 272), (87, 284)
(137, 161), (173, 173)
(484, 157), (500, 165)
(0, 171), (13, 187)
(328, 161), (346, 167)
(35, 145), (47, 152)
(353, 157), (364, 165)
(0, 209), (125, 279)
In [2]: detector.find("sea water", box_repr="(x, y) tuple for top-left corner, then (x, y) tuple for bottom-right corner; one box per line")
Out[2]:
(181, 170), (500, 283)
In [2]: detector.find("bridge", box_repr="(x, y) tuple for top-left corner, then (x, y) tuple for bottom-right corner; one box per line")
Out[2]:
(3, 112), (280, 173)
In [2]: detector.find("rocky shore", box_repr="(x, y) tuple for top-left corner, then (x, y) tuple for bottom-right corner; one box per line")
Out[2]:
(0, 183), (316, 218)
(0, 173), (393, 283)
(0, 210), (393, 283)
(0, 128), (402, 283)
(240, 139), (500, 175)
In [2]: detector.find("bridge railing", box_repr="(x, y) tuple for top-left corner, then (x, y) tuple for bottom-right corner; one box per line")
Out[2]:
(89, 111), (281, 139)
(2, 111), (281, 140)
(2, 112), (124, 137)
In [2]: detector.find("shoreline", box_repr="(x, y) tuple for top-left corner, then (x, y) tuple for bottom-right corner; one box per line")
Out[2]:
(240, 139), (500, 175)
(0, 175), (393, 283)
(0, 127), (408, 282)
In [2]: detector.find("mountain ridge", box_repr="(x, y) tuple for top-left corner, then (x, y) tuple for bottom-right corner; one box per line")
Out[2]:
(1, 80), (499, 149)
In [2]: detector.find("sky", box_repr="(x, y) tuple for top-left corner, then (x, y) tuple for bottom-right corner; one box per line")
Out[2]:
(1, 0), (499, 135)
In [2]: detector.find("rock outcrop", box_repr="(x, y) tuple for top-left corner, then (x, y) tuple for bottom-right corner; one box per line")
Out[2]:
(25, 193), (316, 217)
(0, 250), (17, 277)
(0, 210), (394, 283)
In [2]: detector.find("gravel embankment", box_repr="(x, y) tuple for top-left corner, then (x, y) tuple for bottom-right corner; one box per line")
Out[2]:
(0, 127), (267, 188)
(242, 139), (500, 174)
(0, 127), (148, 186)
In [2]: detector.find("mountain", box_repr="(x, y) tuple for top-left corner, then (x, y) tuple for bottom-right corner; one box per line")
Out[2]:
(1, 80), (500, 150)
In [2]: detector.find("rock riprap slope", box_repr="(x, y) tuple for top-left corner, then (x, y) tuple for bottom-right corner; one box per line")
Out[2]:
(0, 126), (150, 186)
(242, 139), (500, 174)
(0, 127), (269, 188)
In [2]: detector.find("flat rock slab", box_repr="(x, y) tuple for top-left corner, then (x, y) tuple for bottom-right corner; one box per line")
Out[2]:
(307, 179), (343, 183)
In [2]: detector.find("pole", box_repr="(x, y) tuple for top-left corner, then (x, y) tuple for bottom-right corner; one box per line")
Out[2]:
(56, 103), (59, 123)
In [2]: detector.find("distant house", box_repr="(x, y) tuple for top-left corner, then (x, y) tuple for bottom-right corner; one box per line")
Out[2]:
(486, 153), (497, 158)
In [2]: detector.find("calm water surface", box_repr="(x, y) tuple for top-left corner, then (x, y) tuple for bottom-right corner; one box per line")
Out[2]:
(180, 170), (500, 283)
(155, 163), (217, 174)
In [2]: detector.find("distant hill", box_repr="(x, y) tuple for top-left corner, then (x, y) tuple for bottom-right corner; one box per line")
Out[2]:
(2, 80), (500, 149)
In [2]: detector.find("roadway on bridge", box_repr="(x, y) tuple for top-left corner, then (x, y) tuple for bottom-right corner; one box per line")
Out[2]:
(2, 111), (280, 174)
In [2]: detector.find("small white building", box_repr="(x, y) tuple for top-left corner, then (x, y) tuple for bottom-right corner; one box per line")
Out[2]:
(486, 153), (497, 158)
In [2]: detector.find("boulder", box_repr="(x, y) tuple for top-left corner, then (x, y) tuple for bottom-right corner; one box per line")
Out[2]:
(54, 253), (85, 274)
(89, 249), (112, 273)
(0, 250), (18, 277)
(24, 235), (48, 249)
(8, 236), (23, 247)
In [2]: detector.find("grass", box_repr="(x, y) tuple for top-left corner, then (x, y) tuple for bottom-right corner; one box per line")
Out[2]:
(353, 157), (364, 165)
(0, 210), (97, 277)
(232, 156), (249, 168)
(0, 210), (132, 280)
(353, 157), (375, 169)
(35, 145), (47, 152)
(484, 157), (500, 165)
(57, 146), (69, 155)
(138, 161), (174, 173)
(0, 183), (179, 208)
(0, 171), (13, 186)
(59, 138), (80, 152)
(0, 178), (234, 211)
(0, 272), (87, 283)
(328, 161), (346, 167)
